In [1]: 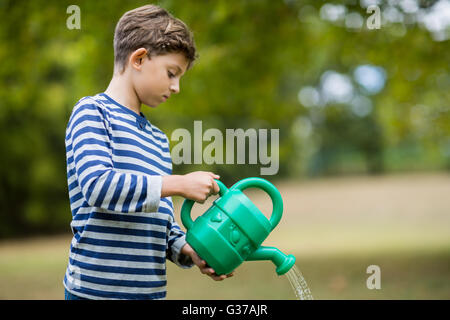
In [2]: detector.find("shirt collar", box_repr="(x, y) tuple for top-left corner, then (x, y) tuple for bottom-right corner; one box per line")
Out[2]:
(100, 93), (150, 131)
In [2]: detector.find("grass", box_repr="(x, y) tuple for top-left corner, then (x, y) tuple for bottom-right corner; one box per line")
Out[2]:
(0, 235), (69, 299)
(0, 173), (449, 299)
(167, 248), (450, 299)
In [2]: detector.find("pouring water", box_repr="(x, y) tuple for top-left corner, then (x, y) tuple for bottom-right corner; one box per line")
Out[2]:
(285, 264), (313, 300)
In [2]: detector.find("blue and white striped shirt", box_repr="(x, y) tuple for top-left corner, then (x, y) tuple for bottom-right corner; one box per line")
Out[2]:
(63, 93), (192, 300)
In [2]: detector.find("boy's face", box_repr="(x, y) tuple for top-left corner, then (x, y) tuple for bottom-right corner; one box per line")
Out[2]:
(131, 50), (189, 108)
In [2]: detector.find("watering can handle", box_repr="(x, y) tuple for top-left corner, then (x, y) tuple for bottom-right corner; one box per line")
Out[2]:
(180, 179), (228, 230)
(232, 177), (283, 231)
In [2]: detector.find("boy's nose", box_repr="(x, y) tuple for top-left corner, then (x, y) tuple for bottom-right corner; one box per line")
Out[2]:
(169, 81), (180, 94)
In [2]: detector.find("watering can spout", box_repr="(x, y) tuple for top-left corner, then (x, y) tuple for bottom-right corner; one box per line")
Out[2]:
(246, 246), (296, 275)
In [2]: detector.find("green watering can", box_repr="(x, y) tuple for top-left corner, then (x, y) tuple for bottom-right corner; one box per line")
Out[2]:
(181, 177), (296, 276)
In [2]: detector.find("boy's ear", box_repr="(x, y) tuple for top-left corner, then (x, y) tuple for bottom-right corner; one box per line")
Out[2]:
(130, 48), (148, 69)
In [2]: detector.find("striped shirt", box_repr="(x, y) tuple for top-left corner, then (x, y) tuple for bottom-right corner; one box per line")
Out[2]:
(63, 93), (192, 300)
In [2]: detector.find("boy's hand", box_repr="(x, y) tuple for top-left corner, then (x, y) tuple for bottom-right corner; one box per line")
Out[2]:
(179, 171), (220, 203)
(181, 243), (234, 281)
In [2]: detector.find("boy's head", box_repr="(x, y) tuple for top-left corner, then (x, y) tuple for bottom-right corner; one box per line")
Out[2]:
(113, 5), (197, 107)
(114, 4), (196, 74)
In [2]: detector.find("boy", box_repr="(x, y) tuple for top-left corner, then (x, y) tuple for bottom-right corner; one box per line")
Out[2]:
(63, 4), (233, 300)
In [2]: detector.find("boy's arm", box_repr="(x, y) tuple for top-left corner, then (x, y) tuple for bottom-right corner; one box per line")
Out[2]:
(68, 101), (161, 213)
(68, 101), (220, 214)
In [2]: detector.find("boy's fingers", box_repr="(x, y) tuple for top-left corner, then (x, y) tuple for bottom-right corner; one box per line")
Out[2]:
(210, 274), (224, 281)
(212, 180), (220, 194)
(199, 266), (232, 281)
(207, 172), (220, 180)
(217, 274), (227, 281)
(197, 260), (206, 268)
(192, 253), (207, 269)
(199, 266), (213, 275)
(209, 269), (230, 281)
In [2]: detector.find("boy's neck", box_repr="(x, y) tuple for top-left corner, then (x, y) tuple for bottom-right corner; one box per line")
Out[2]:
(104, 73), (142, 115)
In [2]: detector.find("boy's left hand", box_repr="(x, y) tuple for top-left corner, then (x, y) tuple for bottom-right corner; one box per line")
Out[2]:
(181, 243), (235, 281)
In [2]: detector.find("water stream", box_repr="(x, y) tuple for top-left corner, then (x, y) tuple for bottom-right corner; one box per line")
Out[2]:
(285, 264), (314, 300)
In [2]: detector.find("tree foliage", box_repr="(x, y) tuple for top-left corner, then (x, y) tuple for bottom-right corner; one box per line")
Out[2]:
(0, 0), (448, 237)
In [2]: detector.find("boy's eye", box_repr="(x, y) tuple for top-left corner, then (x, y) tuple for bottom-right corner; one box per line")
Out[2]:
(168, 71), (175, 79)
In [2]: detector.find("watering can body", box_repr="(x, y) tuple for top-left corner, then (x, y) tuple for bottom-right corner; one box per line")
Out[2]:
(181, 177), (295, 276)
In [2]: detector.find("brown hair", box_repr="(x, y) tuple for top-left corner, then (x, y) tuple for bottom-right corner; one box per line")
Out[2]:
(113, 4), (197, 73)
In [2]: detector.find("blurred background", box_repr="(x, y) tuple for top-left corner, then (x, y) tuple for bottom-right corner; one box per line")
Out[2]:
(0, 0), (449, 299)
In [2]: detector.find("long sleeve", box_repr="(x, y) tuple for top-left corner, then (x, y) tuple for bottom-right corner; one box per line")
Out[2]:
(166, 213), (194, 268)
(66, 100), (161, 213)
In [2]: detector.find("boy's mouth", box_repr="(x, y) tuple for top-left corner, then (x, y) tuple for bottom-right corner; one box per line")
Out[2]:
(162, 95), (169, 101)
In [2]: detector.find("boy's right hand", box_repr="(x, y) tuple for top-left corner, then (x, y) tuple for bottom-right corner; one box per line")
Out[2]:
(179, 171), (220, 203)
(161, 171), (220, 203)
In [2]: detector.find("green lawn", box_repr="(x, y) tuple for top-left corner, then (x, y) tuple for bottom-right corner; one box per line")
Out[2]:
(0, 235), (448, 299)
(166, 249), (450, 299)
(1, 173), (449, 299)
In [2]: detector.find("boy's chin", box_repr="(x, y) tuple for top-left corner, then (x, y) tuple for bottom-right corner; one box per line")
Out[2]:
(143, 101), (160, 108)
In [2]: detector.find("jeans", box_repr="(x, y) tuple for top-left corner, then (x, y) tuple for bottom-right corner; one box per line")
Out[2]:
(64, 288), (88, 300)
